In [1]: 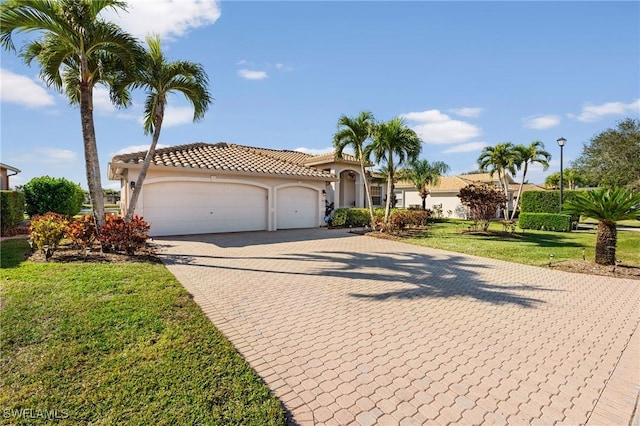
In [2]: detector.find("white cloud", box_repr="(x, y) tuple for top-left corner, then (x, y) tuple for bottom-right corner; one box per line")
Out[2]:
(568, 98), (640, 122)
(0, 68), (56, 108)
(275, 63), (293, 72)
(10, 148), (78, 167)
(93, 86), (116, 114)
(238, 69), (268, 80)
(522, 115), (561, 129)
(102, 0), (221, 40)
(401, 109), (482, 144)
(294, 146), (336, 156)
(162, 105), (197, 127)
(449, 107), (483, 118)
(442, 142), (488, 154)
(113, 144), (169, 156)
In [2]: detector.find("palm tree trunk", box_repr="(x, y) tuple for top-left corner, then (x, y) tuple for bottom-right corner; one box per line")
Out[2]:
(384, 152), (393, 221)
(510, 164), (528, 220)
(79, 83), (106, 233)
(358, 147), (375, 227)
(125, 100), (164, 222)
(595, 221), (617, 265)
(421, 195), (426, 210)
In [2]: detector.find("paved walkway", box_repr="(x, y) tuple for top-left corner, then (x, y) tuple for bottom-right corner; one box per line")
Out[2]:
(156, 228), (639, 425)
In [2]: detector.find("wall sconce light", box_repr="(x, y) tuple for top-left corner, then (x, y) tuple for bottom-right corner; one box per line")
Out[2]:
(130, 181), (135, 189)
(322, 189), (326, 195)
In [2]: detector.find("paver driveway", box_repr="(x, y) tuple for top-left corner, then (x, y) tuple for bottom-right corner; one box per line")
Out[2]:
(156, 228), (639, 425)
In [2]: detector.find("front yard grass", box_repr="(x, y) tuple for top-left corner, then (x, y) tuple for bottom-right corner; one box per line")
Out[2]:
(0, 239), (285, 425)
(405, 219), (640, 267)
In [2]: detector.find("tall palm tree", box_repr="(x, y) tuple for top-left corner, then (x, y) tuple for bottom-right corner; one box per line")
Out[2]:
(366, 117), (422, 221)
(122, 35), (212, 221)
(399, 159), (450, 210)
(563, 187), (640, 265)
(333, 111), (376, 225)
(510, 141), (551, 219)
(477, 143), (519, 218)
(1, 0), (142, 232)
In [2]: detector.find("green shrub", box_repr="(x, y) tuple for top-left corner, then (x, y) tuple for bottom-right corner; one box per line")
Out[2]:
(521, 190), (580, 223)
(99, 215), (150, 255)
(0, 190), (25, 236)
(518, 212), (572, 232)
(331, 208), (372, 227)
(24, 176), (84, 217)
(29, 212), (70, 259)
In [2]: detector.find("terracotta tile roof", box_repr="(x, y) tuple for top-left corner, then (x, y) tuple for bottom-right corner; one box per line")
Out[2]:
(303, 152), (363, 166)
(229, 144), (315, 164)
(111, 143), (334, 179)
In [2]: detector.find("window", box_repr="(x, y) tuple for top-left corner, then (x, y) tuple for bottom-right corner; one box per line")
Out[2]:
(371, 186), (382, 206)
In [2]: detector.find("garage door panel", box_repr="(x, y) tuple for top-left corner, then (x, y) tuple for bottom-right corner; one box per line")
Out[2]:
(277, 187), (318, 230)
(143, 181), (267, 236)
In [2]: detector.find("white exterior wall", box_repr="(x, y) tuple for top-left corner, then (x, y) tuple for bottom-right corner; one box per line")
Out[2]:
(118, 167), (329, 236)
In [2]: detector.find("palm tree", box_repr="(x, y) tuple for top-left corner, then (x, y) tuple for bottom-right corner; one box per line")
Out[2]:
(510, 141), (551, 219)
(399, 159), (450, 210)
(1, 0), (142, 232)
(122, 35), (212, 221)
(366, 117), (422, 221)
(333, 111), (376, 226)
(477, 143), (519, 218)
(563, 187), (640, 265)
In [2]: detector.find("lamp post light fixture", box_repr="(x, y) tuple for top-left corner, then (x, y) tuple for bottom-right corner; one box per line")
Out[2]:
(557, 137), (567, 211)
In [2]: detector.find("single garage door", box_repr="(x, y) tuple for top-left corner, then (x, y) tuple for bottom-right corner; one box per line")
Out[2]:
(277, 186), (318, 229)
(143, 181), (267, 236)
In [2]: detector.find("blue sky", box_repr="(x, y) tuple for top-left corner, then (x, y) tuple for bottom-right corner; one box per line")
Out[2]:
(1, 0), (638, 190)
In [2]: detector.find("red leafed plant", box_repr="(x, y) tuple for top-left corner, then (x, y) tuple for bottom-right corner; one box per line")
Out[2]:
(99, 215), (150, 255)
(66, 214), (97, 252)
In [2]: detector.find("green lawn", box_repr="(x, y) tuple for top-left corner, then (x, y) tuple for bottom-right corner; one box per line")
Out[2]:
(405, 219), (640, 267)
(0, 239), (285, 426)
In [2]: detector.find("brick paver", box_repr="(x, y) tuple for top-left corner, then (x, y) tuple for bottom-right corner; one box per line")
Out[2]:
(156, 228), (639, 425)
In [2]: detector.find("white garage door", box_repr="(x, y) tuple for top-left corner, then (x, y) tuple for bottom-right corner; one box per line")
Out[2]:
(277, 186), (318, 229)
(143, 181), (267, 236)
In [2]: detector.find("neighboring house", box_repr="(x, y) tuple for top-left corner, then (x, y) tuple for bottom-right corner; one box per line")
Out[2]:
(394, 173), (545, 218)
(109, 142), (378, 236)
(0, 163), (21, 190)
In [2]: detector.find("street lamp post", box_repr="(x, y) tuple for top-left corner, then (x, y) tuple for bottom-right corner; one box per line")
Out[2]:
(557, 137), (567, 211)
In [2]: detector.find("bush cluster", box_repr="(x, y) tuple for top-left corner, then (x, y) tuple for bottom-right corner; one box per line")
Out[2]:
(99, 215), (150, 255)
(29, 213), (70, 260)
(66, 214), (97, 251)
(24, 176), (84, 217)
(388, 210), (431, 232)
(518, 212), (572, 232)
(28, 213), (150, 258)
(331, 208), (372, 227)
(0, 190), (25, 236)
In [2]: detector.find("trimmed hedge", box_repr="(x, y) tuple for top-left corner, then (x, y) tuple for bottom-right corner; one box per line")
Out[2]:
(521, 190), (580, 217)
(518, 212), (572, 232)
(0, 190), (26, 235)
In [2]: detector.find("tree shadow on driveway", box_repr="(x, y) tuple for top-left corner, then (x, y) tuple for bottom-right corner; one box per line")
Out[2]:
(159, 240), (555, 308)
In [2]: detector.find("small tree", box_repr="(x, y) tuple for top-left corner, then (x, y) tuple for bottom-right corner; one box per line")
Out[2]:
(458, 183), (507, 231)
(563, 187), (640, 265)
(24, 176), (84, 217)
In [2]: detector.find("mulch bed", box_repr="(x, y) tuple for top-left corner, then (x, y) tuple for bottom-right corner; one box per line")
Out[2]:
(550, 259), (640, 280)
(26, 242), (162, 264)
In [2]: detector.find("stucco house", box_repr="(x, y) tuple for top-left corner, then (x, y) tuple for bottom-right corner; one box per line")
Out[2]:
(0, 163), (21, 190)
(394, 173), (546, 218)
(109, 142), (386, 236)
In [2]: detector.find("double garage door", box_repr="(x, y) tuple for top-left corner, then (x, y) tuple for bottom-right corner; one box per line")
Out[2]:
(142, 181), (318, 236)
